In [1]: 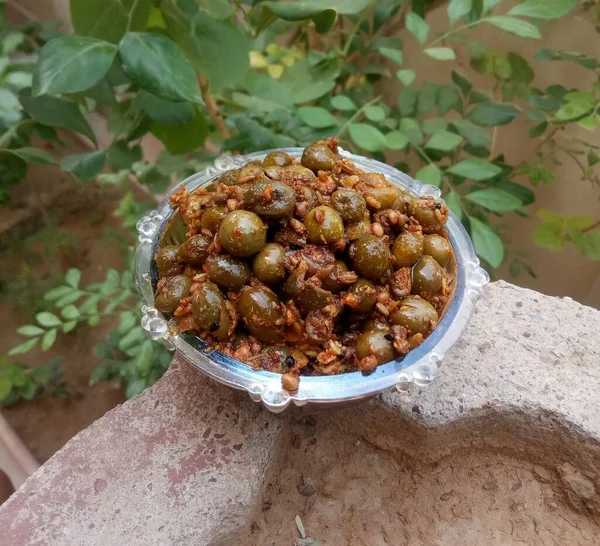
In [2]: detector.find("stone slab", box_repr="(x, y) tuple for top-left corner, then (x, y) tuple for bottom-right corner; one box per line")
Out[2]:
(3, 281), (600, 542)
(0, 358), (281, 545)
(334, 281), (600, 506)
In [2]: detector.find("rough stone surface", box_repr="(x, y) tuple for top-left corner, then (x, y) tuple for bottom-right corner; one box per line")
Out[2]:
(2, 281), (600, 543)
(334, 281), (600, 516)
(380, 281), (600, 434)
(0, 358), (281, 545)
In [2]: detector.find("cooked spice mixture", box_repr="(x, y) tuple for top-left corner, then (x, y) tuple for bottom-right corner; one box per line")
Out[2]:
(154, 138), (454, 391)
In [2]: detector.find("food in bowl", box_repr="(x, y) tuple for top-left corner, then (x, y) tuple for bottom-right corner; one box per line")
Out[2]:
(154, 138), (454, 391)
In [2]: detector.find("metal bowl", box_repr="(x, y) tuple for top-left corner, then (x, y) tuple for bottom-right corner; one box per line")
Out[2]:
(134, 148), (489, 413)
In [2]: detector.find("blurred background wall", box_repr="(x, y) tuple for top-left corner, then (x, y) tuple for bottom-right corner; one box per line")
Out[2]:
(10, 0), (600, 308)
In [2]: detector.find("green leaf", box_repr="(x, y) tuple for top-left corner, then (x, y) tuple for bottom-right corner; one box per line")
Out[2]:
(3, 32), (25, 55)
(555, 94), (594, 121)
(467, 102), (520, 126)
(424, 47), (456, 61)
(139, 90), (195, 125)
(255, 0), (373, 34)
(80, 297), (99, 315)
(379, 47), (403, 64)
(399, 118), (424, 146)
(396, 69), (416, 86)
(447, 0), (473, 23)
(63, 321), (78, 334)
(119, 326), (145, 352)
(33, 36), (118, 96)
(126, 378), (147, 399)
(445, 191), (463, 219)
(554, 103), (592, 122)
(135, 340), (155, 374)
(0, 376), (11, 400)
(118, 311), (137, 335)
(451, 70), (472, 96)
(570, 230), (600, 261)
(425, 130), (463, 151)
(232, 92), (285, 114)
(53, 289), (79, 307)
(65, 269), (82, 289)
(107, 141), (142, 171)
(447, 158), (502, 180)
(508, 0), (577, 19)
(2, 148), (58, 166)
(61, 305), (81, 320)
(364, 105), (386, 122)
(293, 81), (336, 104)
(495, 180), (535, 206)
(529, 120), (548, 138)
(406, 12), (429, 44)
(41, 329), (58, 351)
(36, 312), (62, 328)
(485, 16), (541, 39)
(85, 78), (118, 107)
(348, 123), (387, 152)
(297, 106), (338, 128)
(416, 164), (442, 187)
(45, 286), (73, 301)
(151, 108), (209, 155)
(533, 220), (565, 251)
(469, 216), (505, 267)
(577, 115), (599, 131)
(422, 118), (448, 135)
(71, 0), (152, 44)
(196, 0), (235, 19)
(9, 338), (39, 356)
(418, 82), (439, 114)
(17, 325), (45, 337)
(61, 151), (107, 182)
(398, 87), (418, 116)
(466, 188), (522, 212)
(119, 32), (202, 103)
(483, 0), (503, 12)
(4, 71), (32, 90)
(451, 119), (491, 146)
(19, 88), (97, 145)
(437, 85), (461, 115)
(331, 95), (356, 111)
(400, 118), (424, 146)
(385, 131), (409, 150)
(161, 0), (249, 92)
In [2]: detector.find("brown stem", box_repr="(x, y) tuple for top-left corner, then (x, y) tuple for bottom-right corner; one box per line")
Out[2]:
(515, 126), (561, 170)
(554, 141), (588, 177)
(307, 25), (318, 50)
(199, 74), (230, 140)
(286, 26), (302, 48)
(582, 219), (600, 233)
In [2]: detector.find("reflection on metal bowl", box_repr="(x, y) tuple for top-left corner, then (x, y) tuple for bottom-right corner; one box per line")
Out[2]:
(135, 148), (489, 413)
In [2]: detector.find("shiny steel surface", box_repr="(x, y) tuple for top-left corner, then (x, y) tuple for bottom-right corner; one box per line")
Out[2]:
(135, 148), (489, 412)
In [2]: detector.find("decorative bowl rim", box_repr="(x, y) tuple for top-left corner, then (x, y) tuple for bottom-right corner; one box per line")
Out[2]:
(134, 147), (489, 413)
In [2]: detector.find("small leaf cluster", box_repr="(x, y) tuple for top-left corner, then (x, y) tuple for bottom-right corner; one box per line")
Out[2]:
(92, 329), (172, 399)
(0, 358), (66, 406)
(9, 262), (173, 399)
(10, 267), (135, 356)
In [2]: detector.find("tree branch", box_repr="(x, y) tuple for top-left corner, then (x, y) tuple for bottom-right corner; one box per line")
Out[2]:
(583, 219), (600, 233)
(198, 75), (230, 140)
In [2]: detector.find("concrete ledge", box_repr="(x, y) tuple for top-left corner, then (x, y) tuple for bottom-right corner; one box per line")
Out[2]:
(0, 360), (281, 545)
(334, 281), (600, 520)
(1, 281), (600, 543)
